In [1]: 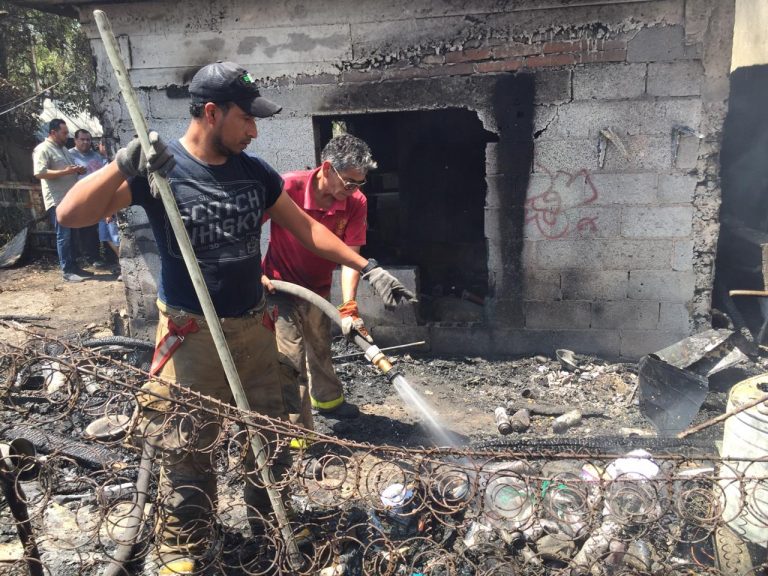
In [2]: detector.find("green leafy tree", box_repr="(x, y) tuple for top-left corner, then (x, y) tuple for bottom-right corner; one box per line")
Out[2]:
(0, 2), (95, 140)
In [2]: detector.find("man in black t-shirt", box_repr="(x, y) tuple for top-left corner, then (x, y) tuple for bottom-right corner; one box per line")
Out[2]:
(57, 61), (415, 574)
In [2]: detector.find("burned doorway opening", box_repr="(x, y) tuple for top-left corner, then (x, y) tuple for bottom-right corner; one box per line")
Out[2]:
(314, 109), (496, 321)
(714, 64), (768, 340)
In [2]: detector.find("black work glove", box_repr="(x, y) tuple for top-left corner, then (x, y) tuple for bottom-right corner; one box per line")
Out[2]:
(362, 261), (417, 307)
(115, 131), (175, 179)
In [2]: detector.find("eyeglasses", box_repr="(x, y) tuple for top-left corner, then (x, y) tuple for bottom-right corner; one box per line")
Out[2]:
(331, 164), (366, 191)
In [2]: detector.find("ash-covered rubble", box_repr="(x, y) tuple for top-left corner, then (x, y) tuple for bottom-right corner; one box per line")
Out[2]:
(1, 324), (767, 574)
(327, 334), (768, 446)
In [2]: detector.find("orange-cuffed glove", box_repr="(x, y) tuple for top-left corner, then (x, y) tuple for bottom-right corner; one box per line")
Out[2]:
(338, 300), (372, 343)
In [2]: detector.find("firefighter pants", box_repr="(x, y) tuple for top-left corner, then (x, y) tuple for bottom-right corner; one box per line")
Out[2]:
(137, 299), (291, 554)
(270, 293), (345, 430)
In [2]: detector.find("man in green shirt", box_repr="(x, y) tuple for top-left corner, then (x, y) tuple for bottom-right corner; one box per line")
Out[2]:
(33, 119), (88, 282)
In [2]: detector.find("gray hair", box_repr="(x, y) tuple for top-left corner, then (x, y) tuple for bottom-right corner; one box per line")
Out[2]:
(320, 134), (377, 172)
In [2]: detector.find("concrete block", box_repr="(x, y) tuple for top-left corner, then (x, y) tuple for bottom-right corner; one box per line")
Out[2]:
(533, 139), (598, 172)
(620, 329), (690, 359)
(522, 270), (561, 301)
(485, 174), (526, 209)
(573, 63), (646, 100)
(254, 116), (315, 174)
(524, 205), (620, 241)
(570, 206), (621, 239)
(491, 328), (551, 356)
(487, 143), (534, 177)
(484, 207), (503, 241)
(674, 131), (701, 170)
(486, 298), (525, 326)
(429, 325), (493, 356)
(148, 91), (189, 120)
(331, 267), (419, 326)
(486, 246), (504, 289)
(548, 99), (702, 140)
(525, 171), (557, 195)
(658, 174), (697, 203)
(592, 301), (660, 329)
(626, 25), (688, 62)
(533, 106), (559, 141)
(524, 301), (591, 329)
(526, 167), (586, 204)
(485, 142), (500, 176)
(368, 325), (431, 350)
(602, 135), (673, 171)
(491, 329), (621, 358)
(537, 239), (673, 271)
(496, 327), (625, 357)
(351, 14), (469, 61)
(554, 329), (621, 358)
(628, 270), (695, 301)
(534, 69), (572, 104)
(702, 74), (730, 101)
(647, 61), (704, 96)
(672, 240), (694, 271)
(620, 206), (693, 238)
(262, 82), (331, 114)
(128, 25), (352, 70)
(561, 270), (628, 300)
(588, 173), (657, 205)
(659, 302), (692, 332)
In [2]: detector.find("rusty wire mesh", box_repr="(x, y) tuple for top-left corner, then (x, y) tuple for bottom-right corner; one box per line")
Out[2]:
(0, 322), (766, 575)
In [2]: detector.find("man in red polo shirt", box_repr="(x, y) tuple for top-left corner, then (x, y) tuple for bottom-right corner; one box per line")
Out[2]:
(262, 134), (389, 428)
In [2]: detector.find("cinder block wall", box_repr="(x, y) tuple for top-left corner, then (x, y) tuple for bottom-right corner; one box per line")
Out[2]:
(79, 0), (734, 358)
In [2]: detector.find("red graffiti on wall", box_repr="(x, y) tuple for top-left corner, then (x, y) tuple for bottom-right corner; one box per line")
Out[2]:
(525, 166), (599, 239)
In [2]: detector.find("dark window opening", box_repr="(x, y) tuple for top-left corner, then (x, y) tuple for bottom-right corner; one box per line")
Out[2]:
(314, 109), (495, 321)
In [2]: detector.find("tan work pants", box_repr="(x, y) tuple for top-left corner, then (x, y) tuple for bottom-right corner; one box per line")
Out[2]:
(271, 294), (345, 430)
(137, 299), (291, 554)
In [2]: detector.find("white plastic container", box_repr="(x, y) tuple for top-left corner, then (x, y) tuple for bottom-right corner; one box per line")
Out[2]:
(719, 374), (768, 545)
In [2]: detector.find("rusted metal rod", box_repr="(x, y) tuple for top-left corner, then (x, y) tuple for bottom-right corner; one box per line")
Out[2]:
(102, 443), (155, 576)
(332, 340), (427, 361)
(677, 390), (768, 438)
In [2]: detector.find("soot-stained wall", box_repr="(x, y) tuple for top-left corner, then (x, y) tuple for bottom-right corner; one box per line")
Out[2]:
(72, 0), (733, 358)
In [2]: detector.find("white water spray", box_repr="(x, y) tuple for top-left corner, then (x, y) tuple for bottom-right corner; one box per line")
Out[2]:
(390, 373), (457, 447)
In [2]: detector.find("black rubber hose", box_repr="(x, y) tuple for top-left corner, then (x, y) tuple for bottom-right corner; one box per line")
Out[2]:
(2, 426), (121, 470)
(102, 443), (155, 576)
(270, 280), (374, 356)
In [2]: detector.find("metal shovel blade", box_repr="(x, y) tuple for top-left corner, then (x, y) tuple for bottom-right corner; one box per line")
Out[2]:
(638, 355), (709, 436)
(0, 227), (28, 269)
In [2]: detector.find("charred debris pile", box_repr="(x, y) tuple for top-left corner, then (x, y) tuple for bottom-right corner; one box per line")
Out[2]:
(0, 321), (767, 574)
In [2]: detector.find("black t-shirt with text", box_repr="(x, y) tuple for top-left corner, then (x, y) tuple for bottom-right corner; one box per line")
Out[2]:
(130, 140), (282, 317)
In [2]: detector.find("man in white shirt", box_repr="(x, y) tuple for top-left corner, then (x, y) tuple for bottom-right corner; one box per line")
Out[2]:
(33, 119), (87, 282)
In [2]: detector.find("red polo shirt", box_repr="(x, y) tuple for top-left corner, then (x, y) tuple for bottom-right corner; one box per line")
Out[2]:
(262, 167), (367, 296)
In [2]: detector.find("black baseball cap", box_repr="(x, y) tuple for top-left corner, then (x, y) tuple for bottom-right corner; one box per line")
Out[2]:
(189, 61), (282, 118)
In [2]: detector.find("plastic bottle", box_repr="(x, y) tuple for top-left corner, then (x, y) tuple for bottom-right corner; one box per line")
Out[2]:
(494, 407), (512, 435)
(552, 409), (582, 433)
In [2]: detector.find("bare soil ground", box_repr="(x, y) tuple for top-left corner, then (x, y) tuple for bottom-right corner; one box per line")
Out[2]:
(0, 258), (124, 345)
